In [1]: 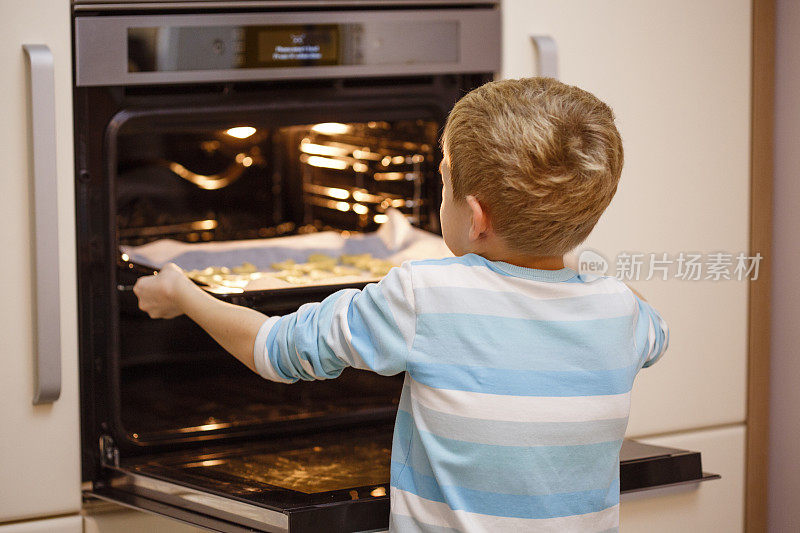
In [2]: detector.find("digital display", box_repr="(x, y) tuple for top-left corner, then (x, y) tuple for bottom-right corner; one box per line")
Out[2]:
(251, 25), (339, 67)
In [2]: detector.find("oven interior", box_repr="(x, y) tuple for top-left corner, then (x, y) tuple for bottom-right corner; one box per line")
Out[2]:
(114, 115), (442, 449)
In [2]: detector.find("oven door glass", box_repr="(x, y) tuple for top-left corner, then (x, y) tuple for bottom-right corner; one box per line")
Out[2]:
(90, 424), (395, 533)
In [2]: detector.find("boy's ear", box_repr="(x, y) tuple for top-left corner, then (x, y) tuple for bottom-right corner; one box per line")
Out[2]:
(466, 195), (491, 241)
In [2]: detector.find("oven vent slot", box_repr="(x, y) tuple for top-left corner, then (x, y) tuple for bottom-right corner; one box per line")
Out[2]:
(341, 75), (436, 89)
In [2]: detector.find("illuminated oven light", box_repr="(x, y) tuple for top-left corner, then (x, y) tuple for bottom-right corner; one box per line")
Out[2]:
(300, 142), (349, 157)
(241, 156), (253, 167)
(194, 219), (218, 231)
(373, 172), (405, 181)
(335, 201), (350, 212)
(305, 155), (348, 170)
(225, 126), (256, 139)
(311, 122), (351, 135)
(374, 214), (389, 224)
(370, 487), (387, 497)
(392, 155), (406, 164)
(352, 162), (368, 173)
(352, 148), (382, 161)
(326, 187), (349, 200)
(183, 422), (227, 431)
(352, 203), (369, 215)
(304, 183), (350, 200)
(199, 459), (226, 467)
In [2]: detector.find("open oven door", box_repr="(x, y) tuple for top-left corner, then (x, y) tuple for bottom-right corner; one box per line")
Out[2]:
(86, 424), (396, 533)
(85, 436), (721, 532)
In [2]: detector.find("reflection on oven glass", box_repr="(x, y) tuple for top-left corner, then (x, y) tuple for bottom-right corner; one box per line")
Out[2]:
(120, 362), (402, 444)
(195, 440), (391, 494)
(116, 119), (439, 246)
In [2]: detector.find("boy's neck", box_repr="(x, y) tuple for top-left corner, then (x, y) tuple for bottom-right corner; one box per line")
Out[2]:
(463, 231), (566, 270)
(479, 251), (566, 271)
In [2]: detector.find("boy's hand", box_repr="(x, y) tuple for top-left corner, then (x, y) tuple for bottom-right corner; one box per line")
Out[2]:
(134, 261), (268, 374)
(133, 262), (194, 319)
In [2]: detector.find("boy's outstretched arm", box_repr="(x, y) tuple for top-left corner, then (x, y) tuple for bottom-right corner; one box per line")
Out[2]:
(133, 261), (415, 382)
(133, 263), (266, 373)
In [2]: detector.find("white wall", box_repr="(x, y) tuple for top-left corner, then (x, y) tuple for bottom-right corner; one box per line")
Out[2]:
(768, 1), (800, 531)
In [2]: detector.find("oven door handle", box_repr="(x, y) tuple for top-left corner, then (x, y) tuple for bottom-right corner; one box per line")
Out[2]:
(23, 44), (61, 405)
(530, 34), (559, 79)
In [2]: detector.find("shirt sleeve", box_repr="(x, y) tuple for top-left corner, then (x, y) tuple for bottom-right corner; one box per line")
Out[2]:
(252, 262), (416, 383)
(632, 294), (670, 368)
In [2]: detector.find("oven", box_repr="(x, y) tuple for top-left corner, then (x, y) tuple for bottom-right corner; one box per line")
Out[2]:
(72, 1), (500, 531)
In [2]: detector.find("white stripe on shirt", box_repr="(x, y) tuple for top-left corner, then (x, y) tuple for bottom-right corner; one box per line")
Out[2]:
(409, 376), (631, 423)
(412, 262), (628, 298)
(253, 316), (293, 383)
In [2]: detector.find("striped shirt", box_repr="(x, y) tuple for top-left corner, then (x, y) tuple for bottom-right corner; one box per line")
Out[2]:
(253, 253), (669, 532)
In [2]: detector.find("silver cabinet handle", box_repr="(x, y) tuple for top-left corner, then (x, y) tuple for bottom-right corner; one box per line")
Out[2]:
(23, 44), (61, 405)
(530, 35), (559, 79)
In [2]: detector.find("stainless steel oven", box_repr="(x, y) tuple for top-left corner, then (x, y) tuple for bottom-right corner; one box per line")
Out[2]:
(73, 2), (500, 531)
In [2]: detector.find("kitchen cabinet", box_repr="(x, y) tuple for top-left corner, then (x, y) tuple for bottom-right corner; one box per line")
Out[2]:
(83, 501), (204, 533)
(620, 425), (745, 532)
(502, 1), (751, 528)
(0, 516), (81, 533)
(502, 0), (751, 437)
(0, 0), (81, 525)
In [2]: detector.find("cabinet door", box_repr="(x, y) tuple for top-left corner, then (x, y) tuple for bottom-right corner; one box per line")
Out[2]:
(0, 516), (81, 533)
(502, 0), (751, 436)
(620, 425), (745, 531)
(0, 0), (80, 523)
(83, 503), (205, 533)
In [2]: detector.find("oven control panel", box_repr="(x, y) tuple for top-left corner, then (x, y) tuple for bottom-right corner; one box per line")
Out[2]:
(74, 8), (500, 86)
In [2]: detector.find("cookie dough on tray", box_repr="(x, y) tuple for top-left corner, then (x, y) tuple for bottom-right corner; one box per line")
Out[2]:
(185, 253), (396, 292)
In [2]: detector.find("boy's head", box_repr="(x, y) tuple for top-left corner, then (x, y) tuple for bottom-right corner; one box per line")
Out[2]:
(439, 77), (623, 259)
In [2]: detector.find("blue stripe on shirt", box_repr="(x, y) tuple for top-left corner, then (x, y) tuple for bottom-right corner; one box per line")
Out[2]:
(391, 461), (620, 519)
(413, 313), (637, 371)
(409, 361), (638, 396)
(393, 409), (622, 496)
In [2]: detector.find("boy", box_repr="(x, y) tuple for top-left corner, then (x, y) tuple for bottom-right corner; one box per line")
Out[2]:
(134, 77), (669, 532)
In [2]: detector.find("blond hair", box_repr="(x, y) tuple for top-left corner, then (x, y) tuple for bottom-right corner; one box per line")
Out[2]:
(442, 77), (623, 257)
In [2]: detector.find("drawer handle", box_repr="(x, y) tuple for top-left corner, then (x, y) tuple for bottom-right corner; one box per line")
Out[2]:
(23, 44), (61, 405)
(530, 35), (559, 79)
